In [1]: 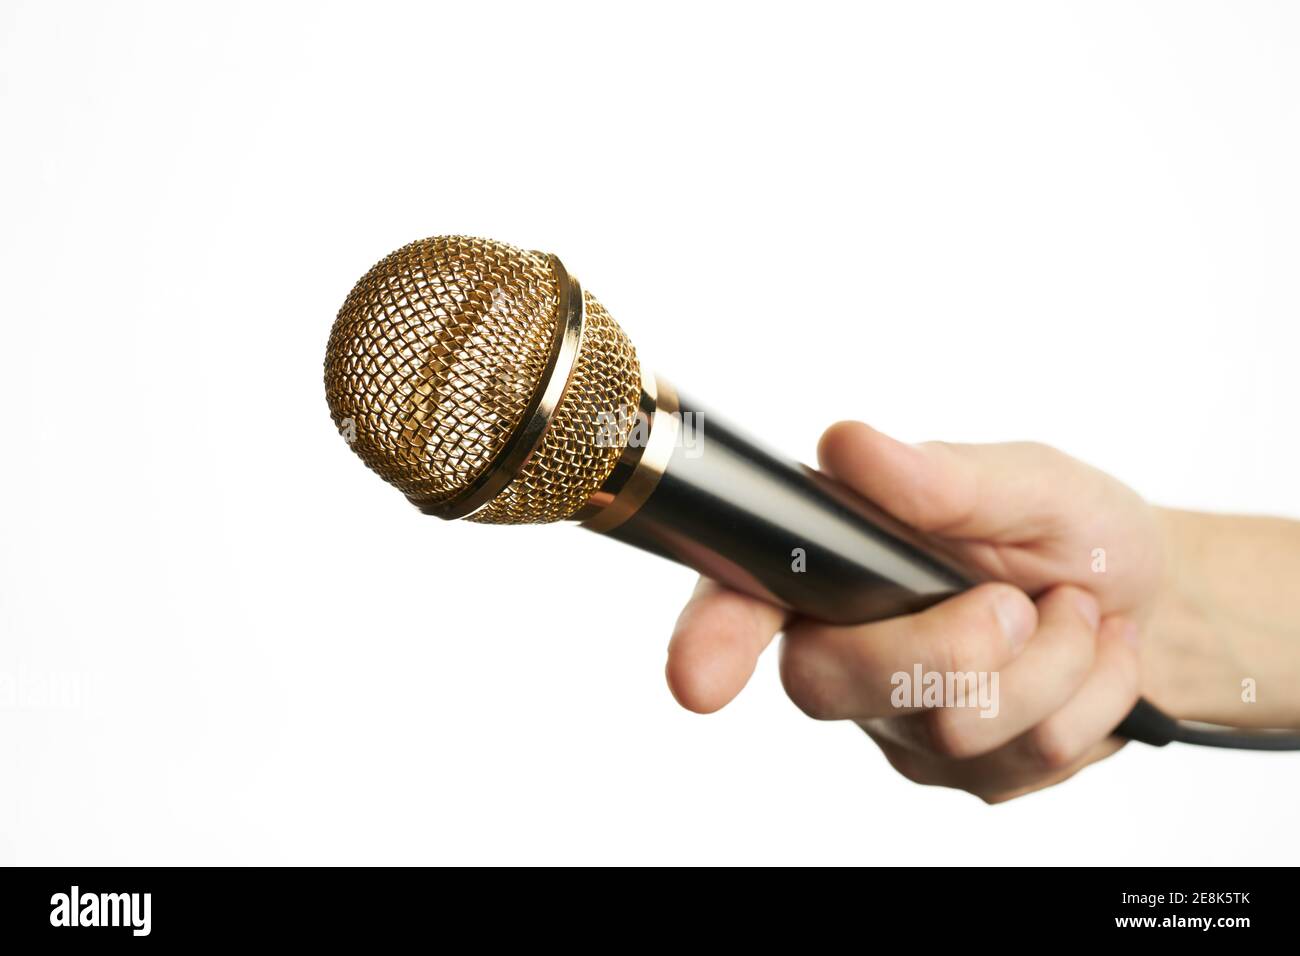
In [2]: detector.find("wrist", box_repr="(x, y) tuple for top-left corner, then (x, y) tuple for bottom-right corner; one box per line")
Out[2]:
(1144, 508), (1300, 728)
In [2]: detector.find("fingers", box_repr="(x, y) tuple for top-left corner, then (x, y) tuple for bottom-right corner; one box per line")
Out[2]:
(978, 737), (1129, 805)
(862, 614), (1140, 803)
(914, 586), (1102, 758)
(1012, 615), (1140, 770)
(666, 579), (788, 714)
(670, 576), (1139, 804)
(816, 421), (1085, 544)
(787, 585), (1096, 754)
(778, 583), (1036, 721)
(871, 730), (1127, 804)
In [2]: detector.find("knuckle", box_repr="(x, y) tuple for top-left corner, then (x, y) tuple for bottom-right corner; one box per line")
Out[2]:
(925, 707), (985, 759)
(778, 640), (839, 721)
(1059, 647), (1097, 692)
(938, 590), (1015, 673)
(1024, 722), (1079, 771)
(932, 630), (978, 677)
(1041, 595), (1101, 675)
(1046, 583), (1089, 608)
(875, 740), (932, 785)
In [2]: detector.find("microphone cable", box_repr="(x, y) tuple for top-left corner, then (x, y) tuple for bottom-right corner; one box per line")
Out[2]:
(1116, 699), (1300, 750)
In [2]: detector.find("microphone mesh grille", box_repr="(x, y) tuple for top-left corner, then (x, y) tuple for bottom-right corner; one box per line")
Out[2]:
(470, 293), (639, 524)
(324, 236), (640, 523)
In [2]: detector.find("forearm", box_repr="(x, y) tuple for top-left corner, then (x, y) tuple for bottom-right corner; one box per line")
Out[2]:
(1145, 508), (1300, 728)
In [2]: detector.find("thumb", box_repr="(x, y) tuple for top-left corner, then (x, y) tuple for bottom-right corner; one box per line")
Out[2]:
(816, 421), (1070, 543)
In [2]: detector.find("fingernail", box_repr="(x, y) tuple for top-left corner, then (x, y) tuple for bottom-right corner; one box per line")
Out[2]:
(994, 589), (1034, 653)
(1072, 590), (1101, 631)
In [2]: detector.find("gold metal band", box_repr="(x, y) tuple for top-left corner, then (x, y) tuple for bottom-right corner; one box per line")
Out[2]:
(577, 370), (679, 533)
(424, 254), (586, 519)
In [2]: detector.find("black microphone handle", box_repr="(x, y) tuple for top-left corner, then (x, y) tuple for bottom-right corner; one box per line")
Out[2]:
(598, 391), (1168, 746)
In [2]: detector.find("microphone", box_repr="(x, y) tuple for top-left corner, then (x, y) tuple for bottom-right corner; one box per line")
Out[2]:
(323, 235), (1298, 751)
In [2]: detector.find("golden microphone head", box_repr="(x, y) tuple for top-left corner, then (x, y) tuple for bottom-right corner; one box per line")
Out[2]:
(324, 236), (642, 524)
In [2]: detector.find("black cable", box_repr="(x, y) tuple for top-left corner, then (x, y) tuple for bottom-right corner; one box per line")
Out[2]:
(1172, 723), (1300, 751)
(1114, 698), (1300, 750)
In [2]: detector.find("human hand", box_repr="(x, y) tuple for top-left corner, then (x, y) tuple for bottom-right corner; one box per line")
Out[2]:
(666, 421), (1166, 803)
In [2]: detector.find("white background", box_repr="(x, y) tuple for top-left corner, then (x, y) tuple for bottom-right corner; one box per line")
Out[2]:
(1, 1), (1297, 865)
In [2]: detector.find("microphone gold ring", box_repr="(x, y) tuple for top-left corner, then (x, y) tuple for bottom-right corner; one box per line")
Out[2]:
(421, 253), (586, 520)
(577, 369), (679, 533)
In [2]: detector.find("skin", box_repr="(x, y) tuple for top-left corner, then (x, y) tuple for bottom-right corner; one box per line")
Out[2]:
(666, 421), (1300, 803)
